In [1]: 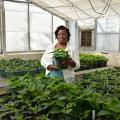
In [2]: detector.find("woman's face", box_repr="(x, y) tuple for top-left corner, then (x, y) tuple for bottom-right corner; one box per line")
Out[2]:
(57, 29), (68, 45)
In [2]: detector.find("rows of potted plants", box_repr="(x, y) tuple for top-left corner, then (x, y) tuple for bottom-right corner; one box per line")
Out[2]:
(0, 52), (108, 77)
(51, 48), (108, 71)
(80, 53), (108, 70)
(0, 58), (44, 78)
(0, 68), (120, 120)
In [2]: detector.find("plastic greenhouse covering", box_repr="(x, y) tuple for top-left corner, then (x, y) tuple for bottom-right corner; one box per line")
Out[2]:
(31, 0), (120, 23)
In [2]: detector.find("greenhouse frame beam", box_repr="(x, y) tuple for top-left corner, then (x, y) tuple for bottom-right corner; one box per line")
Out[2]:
(119, 18), (120, 52)
(0, 0), (6, 54)
(3, 0), (28, 4)
(27, 3), (30, 51)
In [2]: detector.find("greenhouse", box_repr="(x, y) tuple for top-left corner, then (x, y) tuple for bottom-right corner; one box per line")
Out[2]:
(0, 0), (120, 120)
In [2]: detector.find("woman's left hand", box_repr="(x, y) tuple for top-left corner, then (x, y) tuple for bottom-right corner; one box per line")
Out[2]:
(67, 59), (76, 68)
(62, 58), (76, 68)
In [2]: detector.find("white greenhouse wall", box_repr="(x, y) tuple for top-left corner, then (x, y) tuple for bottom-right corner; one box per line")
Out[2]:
(96, 34), (120, 52)
(0, 52), (43, 60)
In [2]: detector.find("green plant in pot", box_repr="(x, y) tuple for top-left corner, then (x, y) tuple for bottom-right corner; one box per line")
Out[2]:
(51, 48), (71, 69)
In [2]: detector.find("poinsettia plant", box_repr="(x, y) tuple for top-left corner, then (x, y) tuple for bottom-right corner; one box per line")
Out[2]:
(51, 48), (71, 69)
(51, 48), (70, 60)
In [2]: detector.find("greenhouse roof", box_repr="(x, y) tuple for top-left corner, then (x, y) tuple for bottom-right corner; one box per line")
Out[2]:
(31, 0), (120, 22)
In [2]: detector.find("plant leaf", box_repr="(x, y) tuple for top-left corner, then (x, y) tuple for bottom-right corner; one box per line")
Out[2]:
(97, 110), (112, 116)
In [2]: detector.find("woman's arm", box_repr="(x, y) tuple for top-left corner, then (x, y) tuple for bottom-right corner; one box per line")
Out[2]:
(41, 45), (53, 69)
(41, 45), (59, 71)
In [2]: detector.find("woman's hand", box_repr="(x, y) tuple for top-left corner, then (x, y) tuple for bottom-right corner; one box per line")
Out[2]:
(67, 59), (76, 68)
(62, 58), (76, 68)
(47, 65), (59, 71)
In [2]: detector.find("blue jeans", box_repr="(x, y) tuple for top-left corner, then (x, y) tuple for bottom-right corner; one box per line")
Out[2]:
(47, 70), (64, 79)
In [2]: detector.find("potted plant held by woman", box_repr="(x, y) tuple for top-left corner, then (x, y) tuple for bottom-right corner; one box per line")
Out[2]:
(51, 48), (71, 69)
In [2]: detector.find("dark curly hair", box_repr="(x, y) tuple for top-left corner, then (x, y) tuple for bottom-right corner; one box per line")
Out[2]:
(55, 25), (71, 41)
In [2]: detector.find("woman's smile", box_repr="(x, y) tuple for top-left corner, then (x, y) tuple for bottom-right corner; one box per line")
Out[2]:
(57, 30), (68, 44)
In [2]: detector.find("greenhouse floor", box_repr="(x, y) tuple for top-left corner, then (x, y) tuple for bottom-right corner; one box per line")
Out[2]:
(0, 65), (113, 95)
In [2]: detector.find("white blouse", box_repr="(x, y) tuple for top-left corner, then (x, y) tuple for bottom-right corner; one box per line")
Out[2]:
(41, 42), (80, 76)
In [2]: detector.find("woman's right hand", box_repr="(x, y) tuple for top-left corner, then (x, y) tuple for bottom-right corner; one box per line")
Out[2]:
(47, 65), (59, 71)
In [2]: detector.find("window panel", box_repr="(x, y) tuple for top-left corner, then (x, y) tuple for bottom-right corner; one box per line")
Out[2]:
(30, 4), (52, 50)
(6, 32), (28, 51)
(81, 30), (92, 46)
(97, 16), (120, 52)
(4, 1), (27, 12)
(4, 1), (66, 52)
(30, 33), (52, 50)
(97, 16), (119, 33)
(96, 34), (119, 52)
(5, 1), (28, 52)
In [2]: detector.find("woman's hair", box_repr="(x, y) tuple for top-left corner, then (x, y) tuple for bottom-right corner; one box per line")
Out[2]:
(55, 25), (71, 41)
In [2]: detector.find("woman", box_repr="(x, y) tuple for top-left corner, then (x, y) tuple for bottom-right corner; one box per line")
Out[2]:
(41, 25), (80, 81)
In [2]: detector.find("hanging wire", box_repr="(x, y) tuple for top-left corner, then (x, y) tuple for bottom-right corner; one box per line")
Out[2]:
(32, 0), (112, 25)
(75, 0), (112, 25)
(87, 0), (112, 24)
(88, 0), (112, 15)
(64, 0), (110, 25)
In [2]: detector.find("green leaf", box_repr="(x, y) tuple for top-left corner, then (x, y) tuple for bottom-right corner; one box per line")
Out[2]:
(97, 110), (112, 116)
(61, 108), (72, 114)
(55, 100), (65, 107)
(49, 107), (61, 114)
